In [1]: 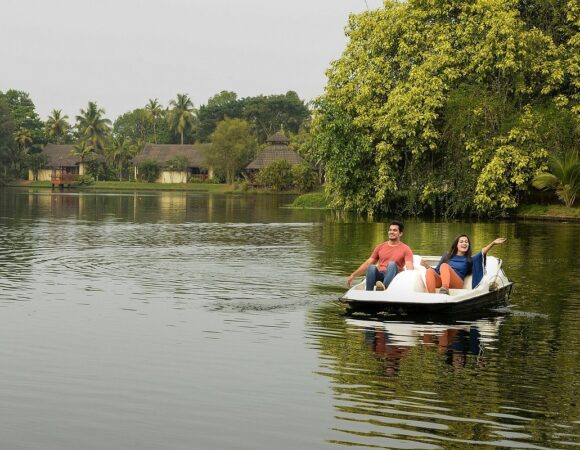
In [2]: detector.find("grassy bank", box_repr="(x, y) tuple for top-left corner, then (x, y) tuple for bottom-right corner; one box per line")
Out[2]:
(289, 192), (331, 209)
(514, 204), (580, 220)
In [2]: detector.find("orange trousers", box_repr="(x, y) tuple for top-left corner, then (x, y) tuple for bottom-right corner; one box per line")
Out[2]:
(425, 263), (464, 293)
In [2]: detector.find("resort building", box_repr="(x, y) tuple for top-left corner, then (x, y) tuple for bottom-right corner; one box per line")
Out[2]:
(245, 131), (306, 177)
(132, 143), (212, 183)
(29, 143), (87, 182)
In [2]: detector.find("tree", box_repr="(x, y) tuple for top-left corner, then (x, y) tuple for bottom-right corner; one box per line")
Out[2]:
(71, 141), (94, 168)
(139, 160), (161, 183)
(45, 110), (70, 144)
(256, 160), (294, 191)
(196, 91), (242, 142)
(113, 108), (152, 143)
(15, 128), (32, 153)
(309, 0), (578, 216)
(107, 136), (137, 181)
(291, 163), (318, 193)
(76, 101), (111, 153)
(168, 93), (196, 144)
(532, 151), (579, 207)
(240, 91), (310, 143)
(205, 118), (257, 184)
(2, 90), (45, 146)
(26, 152), (48, 181)
(145, 99), (163, 143)
(0, 95), (16, 178)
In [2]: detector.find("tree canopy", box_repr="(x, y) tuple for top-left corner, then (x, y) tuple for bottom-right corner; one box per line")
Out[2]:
(309, 0), (580, 216)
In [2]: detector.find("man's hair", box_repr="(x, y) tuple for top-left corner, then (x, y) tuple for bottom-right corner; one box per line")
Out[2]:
(389, 221), (404, 233)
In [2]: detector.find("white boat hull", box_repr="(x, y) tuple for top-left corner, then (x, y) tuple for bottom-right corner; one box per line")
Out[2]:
(340, 255), (513, 316)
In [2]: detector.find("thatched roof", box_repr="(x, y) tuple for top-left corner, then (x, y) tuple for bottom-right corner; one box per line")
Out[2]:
(246, 146), (306, 170)
(40, 144), (81, 168)
(267, 131), (290, 144)
(133, 143), (210, 167)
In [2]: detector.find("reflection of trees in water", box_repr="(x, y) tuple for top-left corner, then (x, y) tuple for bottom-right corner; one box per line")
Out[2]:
(307, 302), (578, 448)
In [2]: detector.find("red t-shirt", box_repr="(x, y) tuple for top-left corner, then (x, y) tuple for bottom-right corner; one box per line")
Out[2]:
(370, 242), (413, 272)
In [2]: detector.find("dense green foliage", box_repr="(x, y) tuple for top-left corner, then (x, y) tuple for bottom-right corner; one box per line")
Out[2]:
(309, 0), (580, 216)
(532, 151), (579, 207)
(256, 159), (294, 191)
(291, 163), (319, 193)
(138, 160), (161, 183)
(204, 118), (258, 184)
(197, 91), (310, 143)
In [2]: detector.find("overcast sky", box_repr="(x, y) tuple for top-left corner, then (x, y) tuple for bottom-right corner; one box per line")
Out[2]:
(1, 0), (383, 121)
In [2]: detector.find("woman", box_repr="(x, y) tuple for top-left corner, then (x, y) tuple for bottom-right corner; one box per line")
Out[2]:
(421, 235), (506, 294)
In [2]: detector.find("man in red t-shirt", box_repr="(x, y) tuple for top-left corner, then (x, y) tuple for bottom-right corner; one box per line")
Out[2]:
(347, 221), (414, 291)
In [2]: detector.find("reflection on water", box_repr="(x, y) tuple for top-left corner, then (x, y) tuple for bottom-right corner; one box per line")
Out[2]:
(0, 188), (579, 449)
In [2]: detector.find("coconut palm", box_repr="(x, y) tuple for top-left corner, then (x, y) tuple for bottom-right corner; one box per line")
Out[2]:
(75, 101), (111, 153)
(15, 128), (32, 152)
(168, 94), (196, 144)
(46, 110), (70, 144)
(107, 136), (137, 181)
(532, 151), (580, 207)
(145, 99), (163, 143)
(70, 141), (94, 174)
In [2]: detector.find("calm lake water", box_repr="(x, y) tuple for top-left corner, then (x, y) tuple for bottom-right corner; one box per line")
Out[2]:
(0, 188), (578, 449)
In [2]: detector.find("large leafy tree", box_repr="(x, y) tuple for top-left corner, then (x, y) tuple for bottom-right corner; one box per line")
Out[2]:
(168, 93), (196, 144)
(196, 91), (242, 142)
(45, 110), (71, 144)
(240, 91), (310, 143)
(0, 95), (16, 179)
(310, 0), (579, 216)
(204, 118), (257, 184)
(76, 101), (111, 153)
(2, 90), (45, 147)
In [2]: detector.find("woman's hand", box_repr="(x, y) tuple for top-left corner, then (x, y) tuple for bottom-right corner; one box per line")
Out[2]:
(420, 259), (431, 269)
(493, 237), (507, 245)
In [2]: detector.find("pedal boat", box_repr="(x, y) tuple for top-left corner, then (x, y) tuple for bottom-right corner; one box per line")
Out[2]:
(340, 255), (513, 316)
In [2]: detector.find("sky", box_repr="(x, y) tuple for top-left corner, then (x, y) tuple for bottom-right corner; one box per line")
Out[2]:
(1, 0), (383, 121)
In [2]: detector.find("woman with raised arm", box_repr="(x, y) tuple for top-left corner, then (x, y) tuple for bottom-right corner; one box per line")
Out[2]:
(421, 235), (506, 294)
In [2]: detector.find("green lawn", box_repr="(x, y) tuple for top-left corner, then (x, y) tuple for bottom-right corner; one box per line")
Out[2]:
(515, 204), (580, 219)
(289, 192), (332, 209)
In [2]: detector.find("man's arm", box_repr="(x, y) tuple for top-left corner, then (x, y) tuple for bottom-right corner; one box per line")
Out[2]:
(347, 257), (377, 287)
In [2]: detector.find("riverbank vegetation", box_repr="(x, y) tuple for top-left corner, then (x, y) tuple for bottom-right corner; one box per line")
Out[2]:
(306, 0), (579, 217)
(2, 0), (578, 217)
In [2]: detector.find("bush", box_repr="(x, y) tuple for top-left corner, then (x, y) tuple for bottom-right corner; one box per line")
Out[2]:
(139, 160), (161, 183)
(75, 175), (95, 186)
(256, 160), (294, 191)
(291, 163), (318, 193)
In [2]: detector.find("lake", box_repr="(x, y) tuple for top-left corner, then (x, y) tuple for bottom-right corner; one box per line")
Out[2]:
(0, 188), (578, 449)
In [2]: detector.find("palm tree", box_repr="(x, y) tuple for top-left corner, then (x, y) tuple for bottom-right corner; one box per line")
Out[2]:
(532, 151), (580, 207)
(107, 136), (137, 181)
(168, 93), (196, 145)
(46, 110), (70, 144)
(71, 141), (94, 174)
(15, 128), (32, 152)
(75, 101), (111, 153)
(145, 99), (163, 143)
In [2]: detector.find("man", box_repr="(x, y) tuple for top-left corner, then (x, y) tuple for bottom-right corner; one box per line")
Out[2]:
(346, 221), (414, 291)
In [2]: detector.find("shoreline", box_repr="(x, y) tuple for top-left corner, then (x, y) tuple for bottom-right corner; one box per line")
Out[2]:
(5, 182), (578, 222)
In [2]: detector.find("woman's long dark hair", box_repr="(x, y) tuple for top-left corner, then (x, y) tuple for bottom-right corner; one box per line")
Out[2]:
(442, 234), (473, 274)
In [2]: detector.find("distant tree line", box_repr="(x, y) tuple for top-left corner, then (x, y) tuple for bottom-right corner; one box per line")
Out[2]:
(0, 89), (312, 185)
